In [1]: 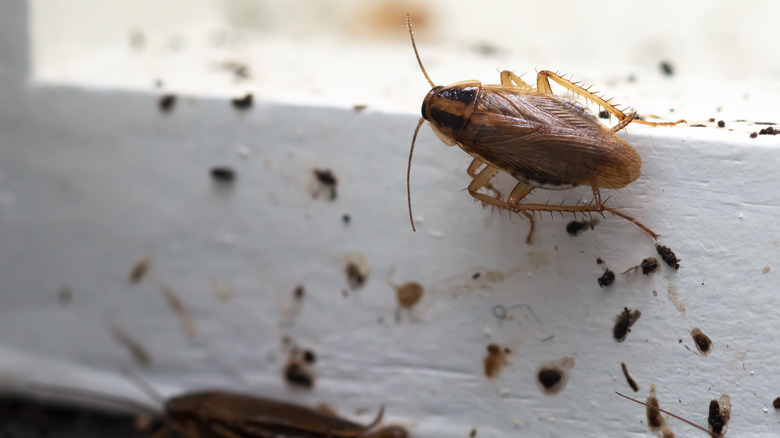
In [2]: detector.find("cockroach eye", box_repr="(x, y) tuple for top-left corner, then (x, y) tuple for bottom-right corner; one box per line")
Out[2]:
(421, 101), (428, 119)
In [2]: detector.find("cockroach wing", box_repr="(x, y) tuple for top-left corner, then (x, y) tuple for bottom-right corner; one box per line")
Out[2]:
(458, 90), (641, 189)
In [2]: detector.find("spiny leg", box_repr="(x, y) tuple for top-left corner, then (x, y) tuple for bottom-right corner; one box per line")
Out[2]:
(507, 182), (536, 244)
(467, 164), (503, 209)
(535, 70), (685, 126)
(500, 70), (534, 90)
(467, 157), (502, 199)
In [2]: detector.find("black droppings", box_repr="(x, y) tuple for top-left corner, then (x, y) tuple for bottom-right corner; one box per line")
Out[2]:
(284, 362), (314, 389)
(598, 109), (610, 119)
(691, 327), (712, 355)
(231, 93), (253, 109)
(717, 120), (725, 128)
(158, 94), (176, 113)
(656, 245), (680, 269)
(708, 400), (725, 434)
(641, 258), (659, 275)
(613, 308), (641, 342)
(302, 349), (317, 364)
(759, 126), (779, 135)
(538, 368), (561, 389)
(313, 168), (338, 200)
(596, 258), (604, 264)
(598, 269), (615, 287)
(773, 397), (780, 409)
(535, 357), (574, 395)
(750, 132), (758, 138)
(342, 214), (351, 224)
(660, 61), (674, 76)
(210, 166), (236, 183)
(566, 220), (597, 236)
(621, 362), (639, 392)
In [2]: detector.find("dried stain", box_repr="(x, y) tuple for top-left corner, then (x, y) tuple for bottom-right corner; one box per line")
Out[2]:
(483, 344), (510, 378)
(159, 284), (197, 339)
(107, 321), (152, 367)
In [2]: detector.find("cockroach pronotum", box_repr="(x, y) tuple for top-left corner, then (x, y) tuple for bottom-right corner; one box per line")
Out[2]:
(24, 379), (408, 438)
(405, 16), (683, 243)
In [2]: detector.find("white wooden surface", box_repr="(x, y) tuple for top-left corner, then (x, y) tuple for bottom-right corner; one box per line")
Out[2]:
(1, 1), (780, 436)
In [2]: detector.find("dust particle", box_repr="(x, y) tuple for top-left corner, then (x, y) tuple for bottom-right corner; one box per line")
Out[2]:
(613, 308), (641, 342)
(690, 327), (712, 355)
(763, 266), (771, 274)
(58, 285), (72, 304)
(129, 258), (152, 285)
(352, 104), (367, 112)
(293, 285), (305, 300)
(660, 61), (674, 76)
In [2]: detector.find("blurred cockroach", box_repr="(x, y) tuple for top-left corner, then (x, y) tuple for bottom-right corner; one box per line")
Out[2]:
(405, 15), (683, 243)
(26, 378), (407, 438)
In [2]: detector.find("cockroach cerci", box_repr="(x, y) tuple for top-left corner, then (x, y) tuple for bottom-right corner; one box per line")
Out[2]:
(405, 16), (683, 242)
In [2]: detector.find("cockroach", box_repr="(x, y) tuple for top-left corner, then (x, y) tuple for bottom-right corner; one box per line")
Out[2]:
(405, 16), (683, 242)
(616, 391), (718, 437)
(26, 379), (406, 438)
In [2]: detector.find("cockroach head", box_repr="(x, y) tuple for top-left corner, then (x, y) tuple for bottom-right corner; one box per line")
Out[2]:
(421, 86), (444, 119)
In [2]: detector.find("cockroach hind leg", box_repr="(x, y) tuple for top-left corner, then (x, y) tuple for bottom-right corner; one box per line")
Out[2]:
(604, 207), (658, 239)
(536, 70), (632, 123)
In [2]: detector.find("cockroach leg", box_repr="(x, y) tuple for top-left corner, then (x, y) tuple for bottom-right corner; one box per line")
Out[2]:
(604, 207), (659, 240)
(534, 70), (685, 126)
(467, 164), (502, 208)
(499, 70), (534, 90)
(467, 157), (502, 199)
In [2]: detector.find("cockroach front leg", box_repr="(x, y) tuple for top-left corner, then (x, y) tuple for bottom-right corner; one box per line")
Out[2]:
(467, 166), (537, 243)
(534, 70), (685, 127)
(467, 157), (502, 200)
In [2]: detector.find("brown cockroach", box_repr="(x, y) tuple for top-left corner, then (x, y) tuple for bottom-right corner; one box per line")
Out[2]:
(27, 380), (407, 438)
(616, 391), (718, 437)
(405, 16), (683, 242)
